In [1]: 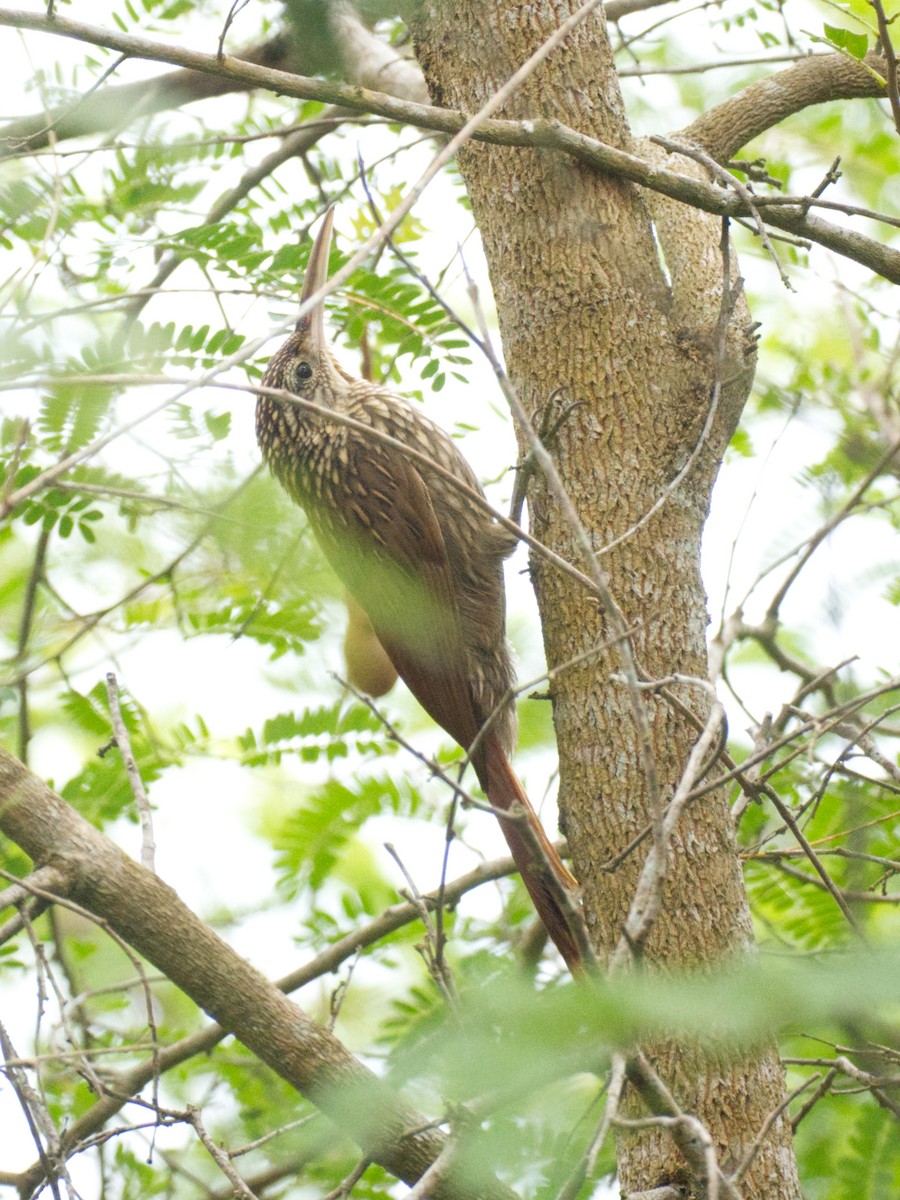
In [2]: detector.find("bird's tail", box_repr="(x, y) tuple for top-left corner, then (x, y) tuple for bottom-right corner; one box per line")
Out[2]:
(478, 733), (585, 973)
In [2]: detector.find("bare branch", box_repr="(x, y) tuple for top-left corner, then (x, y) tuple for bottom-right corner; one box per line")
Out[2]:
(682, 49), (889, 161)
(0, 1019), (69, 1198)
(0, 0), (672, 161)
(731, 1074), (820, 1184)
(0, 29), (301, 159)
(624, 1055), (742, 1200)
(104, 673), (156, 873)
(651, 135), (793, 290)
(0, 10), (896, 282)
(764, 434), (900, 624)
(557, 1056), (628, 1200)
(768, 859), (900, 904)
(611, 696), (726, 966)
(0, 746), (519, 1200)
(7, 842), (530, 1196)
(868, 0), (900, 134)
(185, 1104), (259, 1200)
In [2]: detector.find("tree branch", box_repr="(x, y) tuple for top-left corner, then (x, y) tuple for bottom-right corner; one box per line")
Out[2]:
(11, 850), (529, 1196)
(0, 0), (674, 160)
(0, 30), (301, 160)
(0, 9), (896, 283)
(682, 49), (889, 162)
(0, 746), (517, 1200)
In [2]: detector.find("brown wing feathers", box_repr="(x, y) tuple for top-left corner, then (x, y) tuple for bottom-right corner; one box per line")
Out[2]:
(257, 208), (585, 972)
(335, 444), (584, 972)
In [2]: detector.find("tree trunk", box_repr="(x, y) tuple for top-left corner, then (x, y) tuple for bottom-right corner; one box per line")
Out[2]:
(411, 2), (802, 1196)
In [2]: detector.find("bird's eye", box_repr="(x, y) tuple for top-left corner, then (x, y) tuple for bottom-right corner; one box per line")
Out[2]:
(296, 361), (313, 382)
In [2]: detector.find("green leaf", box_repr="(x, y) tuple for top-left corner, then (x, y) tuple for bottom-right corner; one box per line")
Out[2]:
(823, 23), (868, 56)
(203, 330), (227, 355)
(271, 242), (306, 273)
(203, 409), (232, 441)
(274, 773), (419, 895)
(37, 393), (112, 455)
(240, 702), (384, 767)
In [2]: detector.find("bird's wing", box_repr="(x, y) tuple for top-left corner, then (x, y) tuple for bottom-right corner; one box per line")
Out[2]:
(318, 439), (481, 754)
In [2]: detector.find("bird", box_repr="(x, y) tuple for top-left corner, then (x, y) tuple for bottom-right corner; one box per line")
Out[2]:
(256, 207), (584, 972)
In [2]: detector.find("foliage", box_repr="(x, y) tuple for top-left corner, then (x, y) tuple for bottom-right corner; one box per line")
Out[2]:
(0, 1), (898, 1198)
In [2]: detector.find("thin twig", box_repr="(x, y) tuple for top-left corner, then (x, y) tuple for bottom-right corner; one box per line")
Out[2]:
(105, 672), (156, 873)
(607, 218), (733, 960)
(14, 526), (50, 764)
(186, 1106), (259, 1199)
(7, 872), (164, 1121)
(730, 1073), (819, 1183)
(651, 134), (793, 290)
(869, 0), (900, 133)
(338, 674), (589, 969)
(0, 1020), (66, 1200)
(326, 950), (362, 1031)
(216, 0), (250, 61)
(2, 11), (897, 281)
(403, 1139), (460, 1200)
(385, 843), (458, 1003)
(228, 1115), (318, 1160)
(790, 1068), (837, 1130)
(5, 841), (539, 1196)
(319, 1158), (371, 1200)
(611, 695), (726, 966)
(555, 1055), (627, 1200)
(765, 433), (900, 623)
(768, 859), (900, 904)
(605, 676), (900, 874)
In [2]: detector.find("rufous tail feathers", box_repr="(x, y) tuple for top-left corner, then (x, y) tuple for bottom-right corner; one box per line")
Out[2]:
(479, 733), (585, 973)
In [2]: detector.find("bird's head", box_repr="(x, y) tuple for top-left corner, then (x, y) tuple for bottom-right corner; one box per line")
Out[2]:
(260, 205), (347, 406)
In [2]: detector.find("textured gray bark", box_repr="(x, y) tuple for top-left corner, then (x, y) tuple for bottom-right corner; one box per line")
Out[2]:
(411, 2), (802, 1195)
